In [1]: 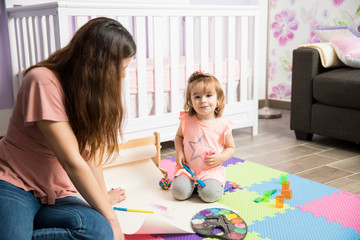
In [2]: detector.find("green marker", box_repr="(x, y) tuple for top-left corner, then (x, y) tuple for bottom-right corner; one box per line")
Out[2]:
(254, 197), (263, 203)
(270, 189), (277, 195)
(254, 189), (277, 203)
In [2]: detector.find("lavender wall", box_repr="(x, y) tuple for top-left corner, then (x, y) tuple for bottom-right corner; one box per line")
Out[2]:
(0, 1), (13, 109)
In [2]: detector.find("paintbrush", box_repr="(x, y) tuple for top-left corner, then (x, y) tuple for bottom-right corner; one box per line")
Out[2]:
(182, 163), (206, 187)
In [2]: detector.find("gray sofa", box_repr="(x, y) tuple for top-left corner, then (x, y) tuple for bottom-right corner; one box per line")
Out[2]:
(290, 47), (360, 143)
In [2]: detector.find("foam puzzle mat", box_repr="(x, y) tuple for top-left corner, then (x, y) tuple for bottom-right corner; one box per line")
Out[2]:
(126, 157), (360, 240)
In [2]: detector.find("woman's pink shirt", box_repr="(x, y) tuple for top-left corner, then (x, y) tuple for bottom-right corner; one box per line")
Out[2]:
(0, 67), (77, 205)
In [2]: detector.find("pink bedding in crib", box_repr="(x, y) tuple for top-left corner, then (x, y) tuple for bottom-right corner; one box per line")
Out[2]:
(127, 56), (243, 94)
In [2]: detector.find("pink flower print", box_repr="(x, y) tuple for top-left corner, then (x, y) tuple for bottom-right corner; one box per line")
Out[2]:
(270, 0), (277, 8)
(308, 20), (322, 43)
(268, 61), (277, 82)
(269, 83), (291, 100)
(271, 10), (299, 46)
(333, 0), (344, 6)
(323, 9), (329, 18)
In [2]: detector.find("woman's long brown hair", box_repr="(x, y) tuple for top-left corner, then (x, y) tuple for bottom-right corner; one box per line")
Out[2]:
(25, 17), (136, 163)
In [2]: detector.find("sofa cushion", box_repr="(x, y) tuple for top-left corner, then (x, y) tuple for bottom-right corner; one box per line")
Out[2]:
(313, 68), (360, 110)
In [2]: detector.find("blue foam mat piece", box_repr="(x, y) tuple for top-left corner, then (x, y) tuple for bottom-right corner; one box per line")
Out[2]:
(248, 209), (360, 240)
(246, 174), (340, 207)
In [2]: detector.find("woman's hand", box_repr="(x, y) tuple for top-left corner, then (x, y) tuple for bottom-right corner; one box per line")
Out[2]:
(108, 187), (126, 205)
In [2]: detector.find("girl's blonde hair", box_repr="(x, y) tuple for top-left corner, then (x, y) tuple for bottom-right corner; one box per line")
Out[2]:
(184, 71), (225, 117)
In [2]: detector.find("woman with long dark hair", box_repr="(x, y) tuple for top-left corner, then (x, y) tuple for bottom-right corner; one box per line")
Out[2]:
(0, 17), (136, 240)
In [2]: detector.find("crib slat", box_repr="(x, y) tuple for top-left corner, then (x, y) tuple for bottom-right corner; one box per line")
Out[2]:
(19, 17), (30, 70)
(13, 18), (23, 77)
(34, 16), (45, 63)
(56, 10), (72, 48)
(200, 16), (209, 73)
(39, 16), (49, 60)
(147, 17), (154, 59)
(240, 16), (249, 102)
(185, 16), (194, 79)
(227, 16), (236, 103)
(53, 14), (61, 50)
(31, 17), (40, 63)
(135, 16), (147, 118)
(117, 16), (129, 30)
(153, 16), (164, 115)
(25, 17), (35, 66)
(170, 16), (180, 113)
(8, 17), (22, 97)
(45, 16), (53, 56)
(214, 16), (223, 83)
(75, 16), (89, 30)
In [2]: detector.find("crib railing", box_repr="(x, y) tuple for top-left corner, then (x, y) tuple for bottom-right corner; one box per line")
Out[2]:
(7, 2), (268, 141)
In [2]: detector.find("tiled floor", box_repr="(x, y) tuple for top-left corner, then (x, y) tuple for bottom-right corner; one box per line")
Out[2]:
(160, 109), (360, 195)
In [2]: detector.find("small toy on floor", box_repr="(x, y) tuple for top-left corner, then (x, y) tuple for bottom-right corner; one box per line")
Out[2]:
(253, 197), (263, 203)
(224, 182), (238, 192)
(280, 173), (288, 183)
(159, 177), (172, 190)
(281, 180), (292, 199)
(275, 195), (285, 208)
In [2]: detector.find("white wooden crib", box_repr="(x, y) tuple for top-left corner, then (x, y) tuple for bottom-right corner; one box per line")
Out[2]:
(6, 1), (268, 142)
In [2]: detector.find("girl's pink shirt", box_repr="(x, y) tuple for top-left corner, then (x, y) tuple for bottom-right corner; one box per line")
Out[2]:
(0, 67), (77, 205)
(174, 112), (233, 186)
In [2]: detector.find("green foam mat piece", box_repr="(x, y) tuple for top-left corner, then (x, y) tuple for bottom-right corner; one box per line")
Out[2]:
(225, 160), (284, 188)
(218, 189), (294, 225)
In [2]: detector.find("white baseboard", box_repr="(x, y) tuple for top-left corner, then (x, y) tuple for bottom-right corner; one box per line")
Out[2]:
(0, 109), (12, 136)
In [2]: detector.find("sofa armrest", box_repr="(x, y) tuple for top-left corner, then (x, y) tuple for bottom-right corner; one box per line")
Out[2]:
(290, 48), (327, 134)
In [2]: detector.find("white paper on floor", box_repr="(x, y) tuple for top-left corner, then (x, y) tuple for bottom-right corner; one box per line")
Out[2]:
(102, 144), (232, 235)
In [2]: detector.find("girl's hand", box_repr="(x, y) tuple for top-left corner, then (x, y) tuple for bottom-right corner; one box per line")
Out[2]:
(175, 152), (185, 167)
(108, 187), (126, 205)
(204, 151), (222, 166)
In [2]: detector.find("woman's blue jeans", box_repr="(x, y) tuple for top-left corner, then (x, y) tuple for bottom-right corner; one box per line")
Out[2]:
(0, 180), (113, 240)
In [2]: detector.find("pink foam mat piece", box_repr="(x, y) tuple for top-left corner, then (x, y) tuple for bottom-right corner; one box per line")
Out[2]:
(161, 158), (176, 180)
(296, 190), (360, 233)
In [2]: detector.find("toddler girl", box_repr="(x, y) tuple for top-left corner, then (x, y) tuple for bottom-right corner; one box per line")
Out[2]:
(171, 71), (235, 202)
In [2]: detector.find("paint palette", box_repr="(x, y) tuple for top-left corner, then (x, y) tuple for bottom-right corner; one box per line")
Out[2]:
(191, 208), (247, 240)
